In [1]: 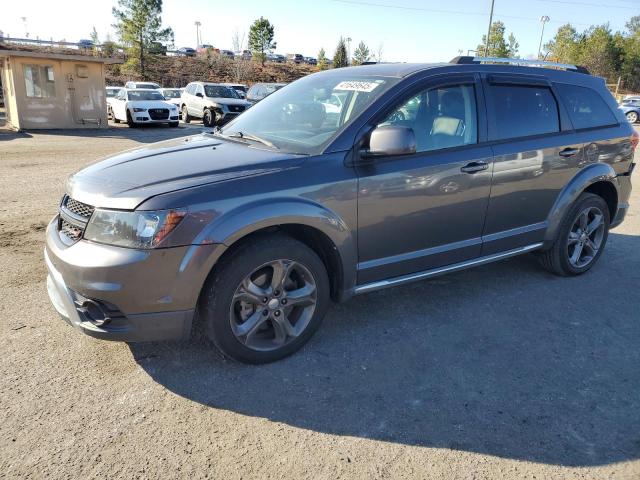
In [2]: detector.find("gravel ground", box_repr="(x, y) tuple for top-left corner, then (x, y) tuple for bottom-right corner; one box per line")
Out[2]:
(1, 124), (639, 479)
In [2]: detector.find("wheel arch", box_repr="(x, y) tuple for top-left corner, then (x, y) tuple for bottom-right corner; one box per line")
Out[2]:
(196, 199), (357, 302)
(544, 163), (619, 246)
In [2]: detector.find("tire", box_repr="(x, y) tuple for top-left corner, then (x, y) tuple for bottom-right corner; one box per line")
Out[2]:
(627, 111), (639, 124)
(126, 110), (136, 128)
(107, 106), (113, 120)
(169, 121), (179, 128)
(203, 108), (214, 127)
(539, 193), (610, 276)
(181, 105), (191, 123)
(200, 234), (330, 364)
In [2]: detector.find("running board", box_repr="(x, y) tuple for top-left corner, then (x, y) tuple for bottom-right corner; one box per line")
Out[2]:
(353, 243), (543, 295)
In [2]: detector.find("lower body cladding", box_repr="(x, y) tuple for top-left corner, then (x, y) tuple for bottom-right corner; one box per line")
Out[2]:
(44, 217), (226, 342)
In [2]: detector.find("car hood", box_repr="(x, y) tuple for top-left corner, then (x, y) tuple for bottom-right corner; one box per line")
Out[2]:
(619, 105), (638, 112)
(66, 134), (305, 210)
(127, 100), (177, 109)
(207, 97), (250, 107)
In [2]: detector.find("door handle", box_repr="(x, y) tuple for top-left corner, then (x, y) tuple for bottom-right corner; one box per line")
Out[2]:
(460, 161), (489, 174)
(559, 147), (580, 158)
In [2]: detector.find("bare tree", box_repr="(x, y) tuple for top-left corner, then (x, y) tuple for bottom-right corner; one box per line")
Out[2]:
(374, 43), (384, 62)
(232, 29), (246, 53)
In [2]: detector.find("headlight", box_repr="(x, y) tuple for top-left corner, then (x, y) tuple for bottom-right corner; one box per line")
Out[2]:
(84, 209), (186, 248)
(132, 107), (147, 112)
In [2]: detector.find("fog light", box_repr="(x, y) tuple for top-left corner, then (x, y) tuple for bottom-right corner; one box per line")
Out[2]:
(78, 299), (111, 326)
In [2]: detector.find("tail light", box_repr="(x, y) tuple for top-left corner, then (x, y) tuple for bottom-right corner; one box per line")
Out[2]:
(632, 130), (639, 150)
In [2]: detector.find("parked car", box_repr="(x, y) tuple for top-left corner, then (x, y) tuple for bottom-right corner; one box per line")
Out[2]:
(77, 39), (94, 49)
(45, 58), (636, 364)
(177, 47), (196, 57)
(620, 99), (640, 123)
(304, 57), (317, 65)
(221, 83), (248, 99)
(108, 88), (179, 127)
(159, 87), (184, 107)
(267, 53), (285, 63)
(287, 53), (304, 64)
(105, 86), (123, 118)
(622, 95), (640, 103)
(220, 50), (235, 59)
(246, 82), (286, 104)
(235, 50), (252, 60)
(149, 42), (167, 55)
(181, 82), (250, 126)
(124, 81), (161, 90)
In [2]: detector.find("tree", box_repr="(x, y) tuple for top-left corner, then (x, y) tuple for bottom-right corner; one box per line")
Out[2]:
(544, 24), (580, 63)
(374, 43), (384, 63)
(333, 37), (348, 68)
(232, 29), (245, 53)
(578, 25), (620, 80)
(318, 48), (328, 70)
(248, 17), (276, 65)
(476, 21), (519, 58)
(112, 0), (173, 78)
(352, 41), (371, 65)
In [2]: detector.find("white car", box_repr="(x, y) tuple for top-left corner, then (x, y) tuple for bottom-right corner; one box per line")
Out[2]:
(124, 81), (161, 89)
(159, 88), (184, 107)
(105, 86), (123, 118)
(109, 89), (180, 127)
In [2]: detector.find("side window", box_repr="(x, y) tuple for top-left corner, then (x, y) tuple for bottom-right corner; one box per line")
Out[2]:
(378, 84), (478, 152)
(24, 64), (55, 98)
(487, 84), (559, 140)
(555, 84), (617, 129)
(186, 84), (194, 95)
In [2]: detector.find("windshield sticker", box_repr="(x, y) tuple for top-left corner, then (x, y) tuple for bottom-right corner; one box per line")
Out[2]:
(335, 81), (380, 93)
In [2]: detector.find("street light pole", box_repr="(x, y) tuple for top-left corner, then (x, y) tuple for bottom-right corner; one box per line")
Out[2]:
(484, 0), (495, 57)
(346, 37), (352, 65)
(538, 16), (550, 59)
(195, 21), (201, 47)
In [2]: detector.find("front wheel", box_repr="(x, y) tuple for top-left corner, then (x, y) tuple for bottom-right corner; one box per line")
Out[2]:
(203, 108), (214, 127)
(200, 234), (330, 364)
(181, 105), (191, 123)
(126, 110), (136, 128)
(627, 111), (639, 124)
(539, 193), (610, 276)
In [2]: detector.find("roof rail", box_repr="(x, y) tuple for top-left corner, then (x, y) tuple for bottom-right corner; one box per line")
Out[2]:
(449, 56), (590, 75)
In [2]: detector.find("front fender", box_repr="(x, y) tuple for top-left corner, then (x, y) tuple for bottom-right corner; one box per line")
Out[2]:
(544, 162), (618, 246)
(195, 197), (358, 296)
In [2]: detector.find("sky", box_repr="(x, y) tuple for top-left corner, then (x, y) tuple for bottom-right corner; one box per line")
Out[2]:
(2, 0), (639, 62)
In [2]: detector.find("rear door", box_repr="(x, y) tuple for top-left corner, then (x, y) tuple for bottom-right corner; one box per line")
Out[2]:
(481, 74), (585, 254)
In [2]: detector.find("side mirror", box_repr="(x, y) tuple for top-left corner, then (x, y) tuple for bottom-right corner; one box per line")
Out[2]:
(196, 92), (203, 98)
(362, 125), (416, 158)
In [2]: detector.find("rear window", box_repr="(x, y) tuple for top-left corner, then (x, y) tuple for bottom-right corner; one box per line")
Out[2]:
(488, 85), (560, 141)
(555, 84), (617, 130)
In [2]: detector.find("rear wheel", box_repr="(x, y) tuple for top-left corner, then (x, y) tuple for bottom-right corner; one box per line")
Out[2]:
(201, 235), (330, 364)
(539, 193), (610, 276)
(181, 105), (191, 123)
(627, 111), (638, 124)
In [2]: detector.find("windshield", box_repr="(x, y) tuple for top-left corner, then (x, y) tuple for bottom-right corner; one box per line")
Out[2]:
(220, 74), (398, 154)
(127, 90), (165, 101)
(162, 89), (182, 99)
(205, 85), (240, 99)
(106, 88), (120, 98)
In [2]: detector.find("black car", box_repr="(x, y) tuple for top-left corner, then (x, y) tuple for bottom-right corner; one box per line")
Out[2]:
(246, 82), (287, 104)
(177, 47), (196, 57)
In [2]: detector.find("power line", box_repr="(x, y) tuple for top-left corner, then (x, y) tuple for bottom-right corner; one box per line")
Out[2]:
(533, 0), (639, 9)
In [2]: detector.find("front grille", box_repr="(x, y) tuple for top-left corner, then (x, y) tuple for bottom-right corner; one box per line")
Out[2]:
(63, 196), (94, 218)
(58, 195), (94, 244)
(149, 108), (169, 120)
(60, 218), (83, 241)
(228, 105), (245, 113)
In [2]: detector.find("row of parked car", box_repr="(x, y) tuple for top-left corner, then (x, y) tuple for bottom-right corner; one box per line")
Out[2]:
(105, 80), (287, 127)
(174, 46), (318, 64)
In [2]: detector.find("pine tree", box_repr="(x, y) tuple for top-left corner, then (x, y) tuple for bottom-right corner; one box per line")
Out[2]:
(318, 48), (328, 70)
(333, 37), (348, 68)
(352, 41), (371, 65)
(248, 17), (276, 66)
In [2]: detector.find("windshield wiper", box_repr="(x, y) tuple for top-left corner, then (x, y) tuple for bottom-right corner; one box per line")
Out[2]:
(224, 131), (278, 150)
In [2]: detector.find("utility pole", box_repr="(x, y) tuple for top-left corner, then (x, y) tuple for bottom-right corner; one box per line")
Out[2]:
(538, 16), (550, 59)
(484, 0), (494, 57)
(346, 37), (352, 65)
(195, 21), (201, 47)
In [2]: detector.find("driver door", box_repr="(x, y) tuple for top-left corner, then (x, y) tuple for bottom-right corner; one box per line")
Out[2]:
(356, 75), (493, 284)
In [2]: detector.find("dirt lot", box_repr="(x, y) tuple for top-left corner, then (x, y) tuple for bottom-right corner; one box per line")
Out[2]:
(1, 124), (639, 479)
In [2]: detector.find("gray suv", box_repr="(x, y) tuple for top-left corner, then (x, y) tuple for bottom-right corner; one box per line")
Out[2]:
(45, 57), (636, 363)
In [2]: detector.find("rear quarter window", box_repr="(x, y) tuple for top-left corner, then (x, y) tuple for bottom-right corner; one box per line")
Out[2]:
(555, 84), (618, 130)
(487, 84), (560, 141)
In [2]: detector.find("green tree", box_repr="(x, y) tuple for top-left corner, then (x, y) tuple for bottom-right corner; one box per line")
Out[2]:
(333, 37), (348, 68)
(112, 0), (173, 78)
(578, 25), (620, 80)
(544, 23), (581, 63)
(620, 17), (640, 91)
(352, 41), (371, 65)
(248, 17), (276, 66)
(477, 21), (519, 58)
(318, 47), (328, 70)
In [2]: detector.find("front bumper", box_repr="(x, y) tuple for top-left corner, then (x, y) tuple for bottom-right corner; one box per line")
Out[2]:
(45, 217), (226, 342)
(132, 114), (180, 124)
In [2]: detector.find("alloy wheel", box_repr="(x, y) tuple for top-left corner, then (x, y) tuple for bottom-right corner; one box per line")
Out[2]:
(627, 111), (638, 124)
(229, 259), (317, 352)
(566, 206), (606, 268)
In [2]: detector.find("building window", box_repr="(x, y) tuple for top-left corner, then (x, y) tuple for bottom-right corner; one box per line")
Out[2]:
(23, 65), (56, 98)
